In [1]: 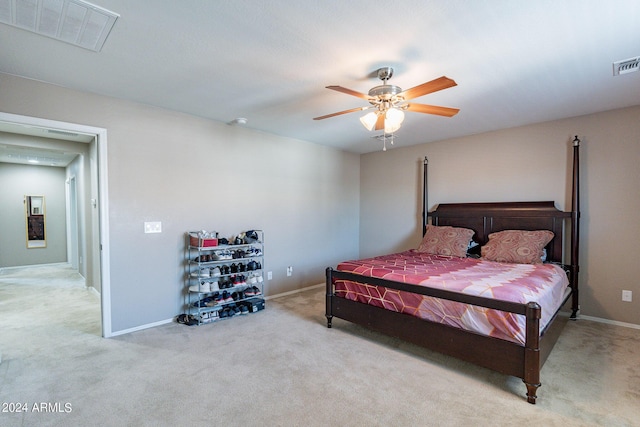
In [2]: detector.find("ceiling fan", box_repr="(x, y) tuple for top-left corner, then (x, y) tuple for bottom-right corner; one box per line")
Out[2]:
(313, 67), (459, 134)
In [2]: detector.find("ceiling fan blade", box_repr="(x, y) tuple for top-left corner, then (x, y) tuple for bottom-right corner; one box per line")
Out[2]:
(374, 113), (385, 130)
(399, 76), (457, 100)
(326, 85), (371, 100)
(313, 106), (367, 120)
(406, 103), (460, 117)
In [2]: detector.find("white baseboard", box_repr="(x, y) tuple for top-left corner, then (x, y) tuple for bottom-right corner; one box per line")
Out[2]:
(109, 318), (174, 337)
(580, 315), (640, 330)
(265, 282), (324, 301)
(87, 286), (100, 299)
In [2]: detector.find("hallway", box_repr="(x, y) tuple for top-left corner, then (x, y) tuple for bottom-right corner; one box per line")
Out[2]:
(0, 263), (101, 366)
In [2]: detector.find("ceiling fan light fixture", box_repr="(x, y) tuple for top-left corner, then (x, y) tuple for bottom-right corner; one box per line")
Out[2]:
(384, 107), (404, 133)
(360, 111), (378, 131)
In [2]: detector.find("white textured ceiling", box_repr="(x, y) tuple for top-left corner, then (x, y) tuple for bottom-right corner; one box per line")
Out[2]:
(1, 0), (639, 155)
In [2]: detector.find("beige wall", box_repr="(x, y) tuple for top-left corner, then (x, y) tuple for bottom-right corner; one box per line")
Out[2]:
(0, 73), (360, 333)
(2, 70), (637, 330)
(361, 106), (640, 325)
(0, 162), (68, 266)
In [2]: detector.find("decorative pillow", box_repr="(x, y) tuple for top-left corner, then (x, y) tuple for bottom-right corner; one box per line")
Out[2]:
(481, 230), (554, 264)
(417, 225), (475, 258)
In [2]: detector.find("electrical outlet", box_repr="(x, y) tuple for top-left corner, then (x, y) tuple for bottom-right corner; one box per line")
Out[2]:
(144, 221), (162, 233)
(622, 290), (632, 302)
(286, 266), (293, 277)
(267, 271), (272, 280)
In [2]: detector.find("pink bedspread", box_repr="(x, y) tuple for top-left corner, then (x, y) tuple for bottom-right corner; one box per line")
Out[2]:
(334, 250), (569, 345)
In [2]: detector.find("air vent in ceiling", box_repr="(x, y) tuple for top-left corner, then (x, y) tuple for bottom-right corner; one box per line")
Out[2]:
(613, 56), (640, 76)
(0, 0), (119, 52)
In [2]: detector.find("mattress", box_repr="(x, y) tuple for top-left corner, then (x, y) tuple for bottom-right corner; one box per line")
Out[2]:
(334, 250), (569, 345)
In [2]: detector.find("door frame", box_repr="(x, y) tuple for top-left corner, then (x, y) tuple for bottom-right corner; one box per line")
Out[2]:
(67, 175), (79, 270)
(0, 111), (112, 337)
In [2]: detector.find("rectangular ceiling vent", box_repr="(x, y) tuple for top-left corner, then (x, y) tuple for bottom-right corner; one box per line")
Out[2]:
(613, 56), (640, 76)
(0, 0), (119, 52)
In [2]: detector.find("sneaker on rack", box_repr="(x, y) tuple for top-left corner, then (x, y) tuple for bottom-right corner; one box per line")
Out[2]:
(209, 280), (220, 292)
(222, 291), (234, 304)
(252, 286), (262, 296)
(211, 267), (221, 277)
(191, 268), (211, 278)
(189, 280), (211, 293)
(214, 293), (224, 305)
(244, 286), (256, 297)
(239, 304), (249, 315)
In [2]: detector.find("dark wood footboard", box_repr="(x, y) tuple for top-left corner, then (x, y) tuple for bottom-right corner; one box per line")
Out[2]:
(326, 267), (572, 403)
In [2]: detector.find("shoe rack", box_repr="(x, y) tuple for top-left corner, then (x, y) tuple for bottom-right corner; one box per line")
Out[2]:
(185, 230), (265, 325)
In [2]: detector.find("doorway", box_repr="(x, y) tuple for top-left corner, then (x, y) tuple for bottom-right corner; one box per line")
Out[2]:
(68, 175), (79, 270)
(0, 112), (112, 337)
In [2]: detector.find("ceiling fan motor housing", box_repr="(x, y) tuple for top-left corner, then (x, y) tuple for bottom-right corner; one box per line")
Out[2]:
(368, 84), (403, 101)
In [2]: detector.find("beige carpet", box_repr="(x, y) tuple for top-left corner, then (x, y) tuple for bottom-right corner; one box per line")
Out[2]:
(0, 264), (638, 427)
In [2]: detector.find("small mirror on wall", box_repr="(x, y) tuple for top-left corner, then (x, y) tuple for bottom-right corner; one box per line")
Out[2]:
(25, 195), (46, 249)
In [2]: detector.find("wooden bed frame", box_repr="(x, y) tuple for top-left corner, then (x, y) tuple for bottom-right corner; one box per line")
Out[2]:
(325, 139), (580, 404)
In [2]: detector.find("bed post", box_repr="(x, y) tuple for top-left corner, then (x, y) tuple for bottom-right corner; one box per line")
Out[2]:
(325, 267), (334, 328)
(423, 156), (429, 235)
(523, 302), (542, 404)
(570, 136), (580, 319)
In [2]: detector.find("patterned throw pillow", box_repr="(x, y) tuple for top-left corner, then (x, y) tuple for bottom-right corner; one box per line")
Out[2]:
(417, 225), (475, 258)
(481, 230), (554, 264)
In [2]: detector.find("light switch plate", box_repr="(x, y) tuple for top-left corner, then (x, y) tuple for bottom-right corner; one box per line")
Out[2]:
(144, 221), (162, 233)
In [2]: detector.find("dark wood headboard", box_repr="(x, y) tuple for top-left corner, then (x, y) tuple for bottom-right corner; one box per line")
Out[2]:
(422, 138), (581, 315)
(429, 201), (570, 264)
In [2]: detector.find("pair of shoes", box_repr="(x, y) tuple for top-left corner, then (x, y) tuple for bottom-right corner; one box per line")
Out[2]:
(215, 250), (233, 260)
(221, 291), (234, 304)
(245, 247), (262, 257)
(190, 268), (210, 278)
(192, 297), (211, 308)
(232, 290), (246, 301)
(194, 254), (210, 263)
(218, 278), (233, 289)
(230, 275), (246, 286)
(232, 249), (246, 259)
(219, 305), (238, 318)
(200, 311), (219, 323)
(244, 230), (259, 243)
(245, 286), (262, 297)
(189, 281), (211, 293)
(247, 273), (263, 285)
(176, 313), (198, 326)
